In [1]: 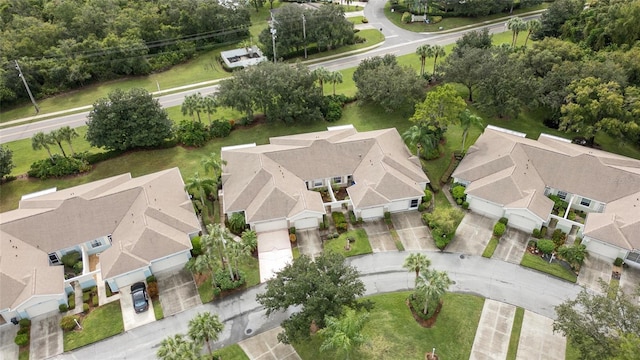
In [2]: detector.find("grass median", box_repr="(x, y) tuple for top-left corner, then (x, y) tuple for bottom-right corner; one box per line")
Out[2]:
(520, 253), (577, 283)
(63, 301), (124, 351)
(324, 229), (373, 257)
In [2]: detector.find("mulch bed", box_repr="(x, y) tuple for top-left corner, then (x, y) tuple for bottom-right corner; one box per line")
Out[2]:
(406, 298), (442, 328)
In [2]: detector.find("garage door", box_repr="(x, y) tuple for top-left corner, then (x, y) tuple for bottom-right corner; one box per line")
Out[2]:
(114, 269), (148, 290)
(360, 207), (384, 219)
(26, 299), (60, 318)
(469, 197), (503, 218)
(151, 251), (190, 274)
(585, 240), (621, 262)
(254, 219), (288, 233)
(388, 200), (408, 212)
(507, 214), (538, 233)
(294, 217), (318, 230)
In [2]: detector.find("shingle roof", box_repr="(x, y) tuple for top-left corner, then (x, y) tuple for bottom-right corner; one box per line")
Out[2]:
(222, 127), (429, 220)
(453, 128), (640, 250)
(0, 168), (201, 310)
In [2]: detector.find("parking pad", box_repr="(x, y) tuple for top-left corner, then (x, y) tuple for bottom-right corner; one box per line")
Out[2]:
(296, 229), (322, 258)
(391, 212), (437, 251)
(577, 256), (612, 293)
(0, 323), (18, 360)
(447, 213), (493, 255)
(493, 227), (529, 264)
(470, 300), (516, 360)
(157, 269), (202, 316)
(620, 266), (640, 305)
(120, 285), (156, 331)
(361, 219), (396, 252)
(29, 314), (63, 360)
(516, 311), (566, 360)
(239, 327), (301, 360)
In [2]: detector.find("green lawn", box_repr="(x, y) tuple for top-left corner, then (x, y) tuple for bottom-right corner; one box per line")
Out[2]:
(506, 307), (525, 360)
(213, 344), (250, 360)
(324, 229), (372, 257)
(520, 253), (577, 283)
(348, 16), (365, 24)
(293, 291), (484, 360)
(296, 29), (384, 64)
(565, 339), (581, 360)
(384, 3), (548, 33)
(153, 298), (164, 320)
(63, 301), (124, 351)
(292, 246), (301, 259)
(482, 236), (500, 258)
(18, 348), (28, 360)
(197, 255), (260, 304)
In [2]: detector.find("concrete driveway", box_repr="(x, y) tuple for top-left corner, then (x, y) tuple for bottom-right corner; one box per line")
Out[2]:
(238, 327), (301, 360)
(493, 227), (529, 264)
(157, 269), (202, 316)
(516, 311), (566, 360)
(470, 300), (516, 360)
(120, 284), (156, 332)
(577, 256), (612, 293)
(257, 230), (293, 283)
(447, 213), (493, 255)
(391, 212), (437, 251)
(296, 229), (322, 258)
(30, 313), (63, 360)
(620, 266), (640, 305)
(0, 324), (18, 360)
(361, 219), (396, 252)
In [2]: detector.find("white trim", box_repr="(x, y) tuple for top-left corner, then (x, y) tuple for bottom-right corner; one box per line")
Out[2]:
(327, 124), (354, 131)
(539, 133), (572, 143)
(221, 143), (256, 152)
(486, 125), (526, 138)
(21, 187), (57, 201)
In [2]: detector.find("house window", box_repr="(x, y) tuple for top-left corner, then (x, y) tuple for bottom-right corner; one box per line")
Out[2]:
(410, 199), (419, 208)
(48, 253), (60, 265)
(626, 251), (640, 264)
(313, 179), (323, 187)
(557, 191), (567, 200)
(333, 176), (342, 184)
(580, 198), (591, 207)
(544, 187), (551, 196)
(91, 239), (102, 248)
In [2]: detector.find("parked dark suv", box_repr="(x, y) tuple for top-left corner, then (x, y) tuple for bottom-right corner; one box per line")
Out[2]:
(130, 282), (149, 313)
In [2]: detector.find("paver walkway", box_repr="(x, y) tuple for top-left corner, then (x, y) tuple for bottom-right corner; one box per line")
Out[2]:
(470, 300), (516, 360)
(516, 311), (566, 360)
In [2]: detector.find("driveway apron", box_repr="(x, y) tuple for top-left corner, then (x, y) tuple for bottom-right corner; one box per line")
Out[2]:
(448, 213), (493, 255)
(157, 269), (202, 317)
(296, 229), (322, 259)
(493, 227), (529, 264)
(29, 314), (62, 360)
(361, 219), (396, 252)
(391, 212), (437, 251)
(0, 324), (18, 360)
(238, 327), (301, 360)
(470, 300), (516, 360)
(577, 256), (612, 293)
(516, 311), (566, 360)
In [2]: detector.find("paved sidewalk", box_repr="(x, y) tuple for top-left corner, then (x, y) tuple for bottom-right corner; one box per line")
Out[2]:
(516, 311), (566, 360)
(470, 300), (516, 360)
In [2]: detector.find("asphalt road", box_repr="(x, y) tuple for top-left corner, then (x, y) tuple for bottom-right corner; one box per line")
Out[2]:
(0, 4), (540, 144)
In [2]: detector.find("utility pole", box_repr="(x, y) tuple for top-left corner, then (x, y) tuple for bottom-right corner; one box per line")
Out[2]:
(270, 28), (277, 64)
(14, 60), (39, 114)
(302, 14), (307, 59)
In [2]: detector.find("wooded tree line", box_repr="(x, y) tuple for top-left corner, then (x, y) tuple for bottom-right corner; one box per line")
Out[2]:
(0, 0), (251, 108)
(258, 4), (356, 60)
(398, 0), (543, 17)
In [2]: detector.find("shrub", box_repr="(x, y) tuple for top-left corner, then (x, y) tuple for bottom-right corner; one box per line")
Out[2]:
(214, 269), (246, 291)
(402, 11), (412, 23)
(324, 98), (343, 122)
(540, 226), (548, 238)
(147, 282), (159, 298)
(61, 251), (81, 268)
(209, 119), (233, 138)
(451, 185), (466, 200)
(418, 202), (426, 211)
(336, 222), (348, 233)
(60, 315), (79, 332)
(332, 212), (347, 226)
(68, 297), (75, 310)
(532, 228), (541, 238)
(28, 155), (91, 179)
(14, 334), (29, 346)
(83, 303), (90, 313)
(92, 296), (99, 307)
(228, 212), (246, 235)
(456, 198), (462, 205)
(462, 201), (469, 209)
(498, 217), (509, 225)
(362, 17), (368, 23)
(17, 327), (29, 335)
(73, 261), (83, 274)
(430, 15), (443, 23)
(423, 189), (433, 203)
(175, 120), (209, 147)
(614, 257), (624, 266)
(146, 275), (157, 284)
(384, 211), (391, 221)
(289, 227), (296, 235)
(348, 210), (357, 224)
(82, 292), (90, 302)
(567, 210), (576, 221)
(289, 233), (297, 243)
(59, 304), (68, 312)
(552, 229), (566, 248)
(191, 236), (202, 256)
(536, 239), (555, 255)
(493, 222), (506, 237)
(18, 319), (31, 328)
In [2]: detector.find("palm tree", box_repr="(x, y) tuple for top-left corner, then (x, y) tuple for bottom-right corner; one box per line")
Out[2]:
(415, 269), (452, 315)
(188, 312), (224, 356)
(202, 94), (218, 124)
(524, 19), (541, 48)
(50, 129), (68, 157)
(227, 239), (250, 280)
(507, 17), (527, 47)
(182, 93), (204, 122)
(208, 223), (234, 279)
(201, 152), (225, 178)
(319, 308), (370, 360)
(228, 212), (246, 234)
(458, 109), (484, 152)
(403, 253), (431, 279)
(329, 71), (343, 96)
(402, 125), (438, 159)
(416, 44), (431, 76)
(241, 229), (258, 254)
(157, 334), (199, 360)
(430, 45), (446, 80)
(57, 126), (79, 155)
(185, 250), (219, 289)
(313, 67), (332, 96)
(184, 172), (216, 213)
(31, 131), (55, 161)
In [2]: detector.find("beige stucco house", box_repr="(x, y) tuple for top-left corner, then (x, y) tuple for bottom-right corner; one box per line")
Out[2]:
(221, 125), (430, 232)
(0, 168), (200, 325)
(453, 126), (640, 267)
